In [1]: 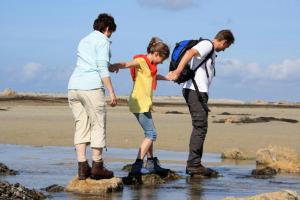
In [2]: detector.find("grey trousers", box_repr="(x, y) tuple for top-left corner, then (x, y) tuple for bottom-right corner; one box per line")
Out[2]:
(182, 88), (208, 167)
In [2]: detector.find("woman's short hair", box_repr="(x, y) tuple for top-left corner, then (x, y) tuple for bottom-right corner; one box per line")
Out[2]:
(93, 13), (117, 33)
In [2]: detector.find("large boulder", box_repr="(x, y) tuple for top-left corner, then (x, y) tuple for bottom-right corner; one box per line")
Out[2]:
(0, 180), (46, 200)
(255, 146), (300, 173)
(65, 176), (123, 195)
(0, 163), (18, 175)
(223, 190), (299, 200)
(221, 148), (253, 160)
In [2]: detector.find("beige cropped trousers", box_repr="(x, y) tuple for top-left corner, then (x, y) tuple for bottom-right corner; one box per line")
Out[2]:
(68, 89), (106, 148)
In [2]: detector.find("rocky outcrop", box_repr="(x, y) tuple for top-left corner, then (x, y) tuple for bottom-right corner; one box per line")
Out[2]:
(0, 180), (45, 200)
(255, 146), (300, 173)
(221, 148), (253, 160)
(0, 163), (18, 175)
(1, 88), (16, 97)
(65, 176), (123, 195)
(223, 190), (299, 200)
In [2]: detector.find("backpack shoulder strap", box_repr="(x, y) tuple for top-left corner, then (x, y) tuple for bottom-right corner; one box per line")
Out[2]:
(191, 78), (210, 112)
(192, 39), (214, 78)
(191, 39), (214, 113)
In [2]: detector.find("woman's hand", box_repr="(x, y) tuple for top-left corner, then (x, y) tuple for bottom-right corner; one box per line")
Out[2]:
(109, 91), (117, 107)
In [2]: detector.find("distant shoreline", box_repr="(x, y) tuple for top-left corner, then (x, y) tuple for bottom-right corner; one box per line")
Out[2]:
(1, 93), (300, 109)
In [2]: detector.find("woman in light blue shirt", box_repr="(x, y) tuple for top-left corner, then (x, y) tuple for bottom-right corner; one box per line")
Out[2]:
(68, 13), (117, 180)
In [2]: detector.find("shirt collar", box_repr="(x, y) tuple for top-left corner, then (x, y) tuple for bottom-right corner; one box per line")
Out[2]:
(94, 30), (111, 43)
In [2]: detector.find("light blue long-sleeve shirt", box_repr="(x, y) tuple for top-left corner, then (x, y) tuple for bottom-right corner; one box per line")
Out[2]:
(68, 31), (111, 90)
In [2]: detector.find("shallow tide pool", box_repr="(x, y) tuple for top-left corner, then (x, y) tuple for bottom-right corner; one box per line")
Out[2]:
(0, 144), (299, 200)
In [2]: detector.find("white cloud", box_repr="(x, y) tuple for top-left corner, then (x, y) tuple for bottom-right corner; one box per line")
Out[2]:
(267, 59), (300, 80)
(0, 62), (73, 92)
(137, 0), (197, 10)
(23, 62), (43, 79)
(217, 58), (300, 82)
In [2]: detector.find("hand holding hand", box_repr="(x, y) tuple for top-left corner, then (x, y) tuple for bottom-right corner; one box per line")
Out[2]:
(164, 73), (173, 81)
(166, 71), (180, 81)
(109, 64), (119, 73)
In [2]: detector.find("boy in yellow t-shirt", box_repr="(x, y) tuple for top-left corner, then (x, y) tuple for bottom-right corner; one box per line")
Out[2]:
(110, 37), (171, 175)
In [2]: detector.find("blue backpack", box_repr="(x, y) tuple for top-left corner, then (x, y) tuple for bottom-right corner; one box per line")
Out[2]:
(169, 38), (214, 84)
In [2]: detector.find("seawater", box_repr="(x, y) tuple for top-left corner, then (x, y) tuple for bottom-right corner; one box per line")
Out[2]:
(0, 144), (299, 200)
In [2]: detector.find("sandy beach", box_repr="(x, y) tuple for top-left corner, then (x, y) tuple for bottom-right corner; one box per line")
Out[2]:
(1, 95), (299, 157)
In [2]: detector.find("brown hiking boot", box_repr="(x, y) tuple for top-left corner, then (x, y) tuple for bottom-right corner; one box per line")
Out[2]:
(90, 161), (114, 180)
(186, 164), (218, 177)
(78, 161), (91, 180)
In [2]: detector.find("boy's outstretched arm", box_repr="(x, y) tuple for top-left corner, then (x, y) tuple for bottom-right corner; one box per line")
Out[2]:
(157, 74), (171, 81)
(110, 60), (139, 72)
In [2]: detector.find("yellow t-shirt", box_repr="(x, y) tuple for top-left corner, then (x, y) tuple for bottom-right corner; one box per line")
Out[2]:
(128, 57), (153, 113)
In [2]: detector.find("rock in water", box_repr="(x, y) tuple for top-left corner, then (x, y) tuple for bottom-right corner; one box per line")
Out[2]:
(223, 190), (300, 200)
(122, 170), (182, 185)
(122, 164), (132, 172)
(0, 180), (46, 200)
(221, 148), (253, 160)
(65, 176), (123, 195)
(251, 167), (277, 179)
(255, 145), (300, 173)
(0, 163), (18, 175)
(42, 184), (65, 192)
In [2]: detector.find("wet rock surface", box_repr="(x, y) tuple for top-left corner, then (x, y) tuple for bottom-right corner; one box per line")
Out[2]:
(65, 176), (123, 195)
(122, 170), (182, 185)
(219, 112), (250, 116)
(256, 146), (300, 173)
(214, 116), (298, 124)
(0, 180), (46, 200)
(223, 190), (300, 200)
(122, 164), (181, 185)
(0, 163), (18, 175)
(122, 164), (133, 172)
(0, 107), (9, 111)
(41, 184), (65, 192)
(165, 111), (185, 114)
(221, 148), (253, 160)
(251, 167), (277, 179)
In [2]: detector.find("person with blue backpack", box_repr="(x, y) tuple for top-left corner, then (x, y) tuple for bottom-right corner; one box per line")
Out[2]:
(167, 30), (235, 177)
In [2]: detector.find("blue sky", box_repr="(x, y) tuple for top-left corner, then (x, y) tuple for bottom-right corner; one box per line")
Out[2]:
(0, 0), (300, 102)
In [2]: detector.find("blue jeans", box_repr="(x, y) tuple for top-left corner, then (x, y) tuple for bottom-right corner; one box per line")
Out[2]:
(133, 112), (157, 141)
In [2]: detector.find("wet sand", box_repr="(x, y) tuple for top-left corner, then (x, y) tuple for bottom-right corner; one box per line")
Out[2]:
(0, 98), (300, 157)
